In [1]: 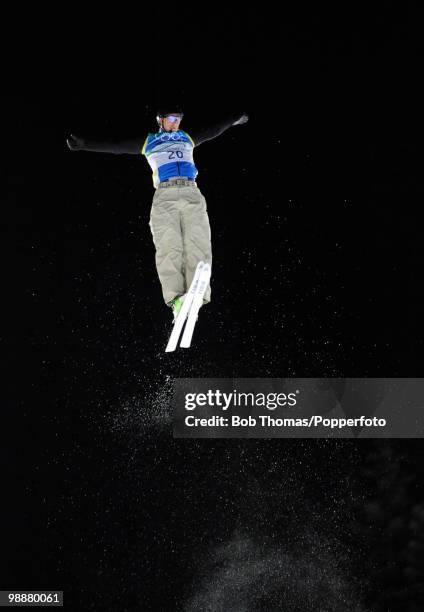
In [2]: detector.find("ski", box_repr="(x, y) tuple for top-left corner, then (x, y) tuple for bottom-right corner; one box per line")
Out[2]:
(180, 262), (211, 349)
(165, 261), (204, 353)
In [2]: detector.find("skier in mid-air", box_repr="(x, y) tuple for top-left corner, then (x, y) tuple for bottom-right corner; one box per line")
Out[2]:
(67, 107), (249, 321)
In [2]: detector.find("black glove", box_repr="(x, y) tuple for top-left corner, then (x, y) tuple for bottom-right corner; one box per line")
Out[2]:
(233, 113), (249, 126)
(66, 134), (86, 151)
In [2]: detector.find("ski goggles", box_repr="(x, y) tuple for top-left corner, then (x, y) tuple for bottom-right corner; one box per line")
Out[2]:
(165, 115), (183, 123)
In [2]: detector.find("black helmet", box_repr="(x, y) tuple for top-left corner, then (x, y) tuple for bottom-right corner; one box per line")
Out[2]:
(156, 106), (184, 126)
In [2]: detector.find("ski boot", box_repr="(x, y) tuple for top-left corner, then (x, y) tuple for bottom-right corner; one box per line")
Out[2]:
(170, 294), (186, 322)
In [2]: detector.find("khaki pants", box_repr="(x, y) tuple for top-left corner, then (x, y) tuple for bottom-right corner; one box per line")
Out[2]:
(149, 184), (212, 305)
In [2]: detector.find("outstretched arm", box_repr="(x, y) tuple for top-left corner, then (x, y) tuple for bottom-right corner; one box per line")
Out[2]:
(66, 134), (145, 154)
(189, 113), (249, 146)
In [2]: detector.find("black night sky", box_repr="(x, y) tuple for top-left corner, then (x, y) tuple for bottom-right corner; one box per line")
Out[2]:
(3, 7), (424, 611)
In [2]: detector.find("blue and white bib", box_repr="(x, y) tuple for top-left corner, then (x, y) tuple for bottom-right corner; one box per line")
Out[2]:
(142, 130), (197, 188)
